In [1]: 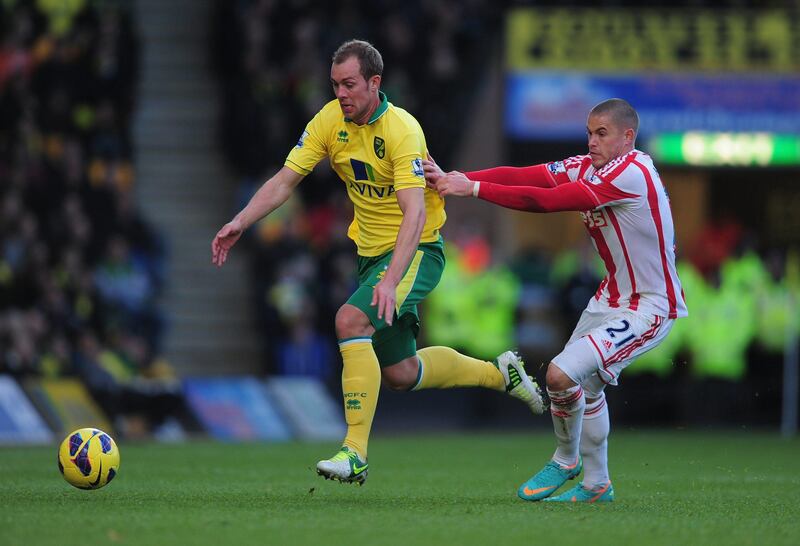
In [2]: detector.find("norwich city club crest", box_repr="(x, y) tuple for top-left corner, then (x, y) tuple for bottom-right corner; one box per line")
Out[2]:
(374, 136), (385, 159)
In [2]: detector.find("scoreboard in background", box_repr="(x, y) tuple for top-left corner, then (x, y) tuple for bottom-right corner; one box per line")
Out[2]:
(506, 8), (798, 73)
(505, 8), (800, 166)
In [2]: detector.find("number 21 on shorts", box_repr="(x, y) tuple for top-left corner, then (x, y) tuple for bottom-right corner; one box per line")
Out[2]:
(605, 320), (635, 349)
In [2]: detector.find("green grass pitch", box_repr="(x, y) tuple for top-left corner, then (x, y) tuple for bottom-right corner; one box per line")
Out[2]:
(1, 431), (798, 545)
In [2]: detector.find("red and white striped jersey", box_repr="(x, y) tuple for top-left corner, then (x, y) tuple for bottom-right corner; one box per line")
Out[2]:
(547, 149), (687, 319)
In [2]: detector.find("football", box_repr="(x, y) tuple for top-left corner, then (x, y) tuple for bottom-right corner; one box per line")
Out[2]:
(57, 428), (121, 490)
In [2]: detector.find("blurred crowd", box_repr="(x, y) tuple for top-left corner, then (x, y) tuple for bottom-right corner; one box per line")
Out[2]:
(631, 222), (800, 424)
(0, 0), (181, 435)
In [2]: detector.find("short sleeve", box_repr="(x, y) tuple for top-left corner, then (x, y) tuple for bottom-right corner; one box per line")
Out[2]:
(390, 130), (426, 191)
(285, 111), (328, 175)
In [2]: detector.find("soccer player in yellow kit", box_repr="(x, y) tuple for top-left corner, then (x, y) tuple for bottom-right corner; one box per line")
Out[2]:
(212, 40), (543, 485)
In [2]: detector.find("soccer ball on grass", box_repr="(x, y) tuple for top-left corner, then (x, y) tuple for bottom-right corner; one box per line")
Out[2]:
(57, 428), (120, 490)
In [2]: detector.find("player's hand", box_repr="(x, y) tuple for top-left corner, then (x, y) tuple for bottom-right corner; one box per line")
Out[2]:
(211, 219), (244, 267)
(422, 153), (445, 190)
(435, 171), (474, 198)
(371, 277), (398, 326)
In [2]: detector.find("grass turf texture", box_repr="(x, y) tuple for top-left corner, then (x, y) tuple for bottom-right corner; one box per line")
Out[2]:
(1, 431), (798, 546)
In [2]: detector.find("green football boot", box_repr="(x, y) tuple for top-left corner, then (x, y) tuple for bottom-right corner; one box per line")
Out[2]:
(316, 446), (368, 485)
(517, 458), (582, 501)
(494, 351), (546, 414)
(543, 481), (614, 503)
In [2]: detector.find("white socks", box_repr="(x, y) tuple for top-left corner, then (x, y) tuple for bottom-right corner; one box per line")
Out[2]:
(548, 385), (585, 467)
(580, 392), (610, 487)
(549, 384), (611, 487)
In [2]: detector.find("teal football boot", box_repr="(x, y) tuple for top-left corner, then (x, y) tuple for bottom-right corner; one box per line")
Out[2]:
(543, 481), (614, 503)
(518, 458), (582, 501)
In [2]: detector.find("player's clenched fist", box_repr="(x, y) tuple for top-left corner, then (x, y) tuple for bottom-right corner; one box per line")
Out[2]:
(434, 171), (474, 198)
(211, 219), (243, 266)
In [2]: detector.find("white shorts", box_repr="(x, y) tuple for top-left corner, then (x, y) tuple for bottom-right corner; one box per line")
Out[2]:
(551, 301), (674, 398)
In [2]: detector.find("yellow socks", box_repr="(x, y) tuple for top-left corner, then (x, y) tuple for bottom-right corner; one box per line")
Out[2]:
(338, 338), (381, 459)
(415, 346), (504, 391)
(337, 343), (504, 457)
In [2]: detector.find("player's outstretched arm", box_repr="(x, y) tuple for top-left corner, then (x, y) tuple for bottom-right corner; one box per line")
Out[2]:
(436, 171), (597, 213)
(211, 166), (304, 266)
(477, 178), (597, 212)
(464, 164), (557, 188)
(423, 156), (557, 189)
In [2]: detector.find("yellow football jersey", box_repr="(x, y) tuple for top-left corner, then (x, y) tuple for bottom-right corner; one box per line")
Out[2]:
(285, 92), (446, 257)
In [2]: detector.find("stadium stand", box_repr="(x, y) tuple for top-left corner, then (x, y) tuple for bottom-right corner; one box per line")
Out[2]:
(0, 0), (184, 438)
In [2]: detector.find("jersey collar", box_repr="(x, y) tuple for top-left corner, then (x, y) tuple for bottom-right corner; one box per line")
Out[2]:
(344, 91), (389, 125)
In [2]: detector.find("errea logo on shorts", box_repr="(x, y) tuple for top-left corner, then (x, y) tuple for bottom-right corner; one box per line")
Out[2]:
(411, 158), (424, 177)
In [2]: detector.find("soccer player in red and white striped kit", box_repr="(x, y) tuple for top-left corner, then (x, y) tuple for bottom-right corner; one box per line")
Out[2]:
(423, 98), (687, 502)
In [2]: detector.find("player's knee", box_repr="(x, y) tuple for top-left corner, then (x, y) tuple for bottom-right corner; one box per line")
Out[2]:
(381, 358), (418, 391)
(335, 304), (373, 339)
(546, 362), (576, 392)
